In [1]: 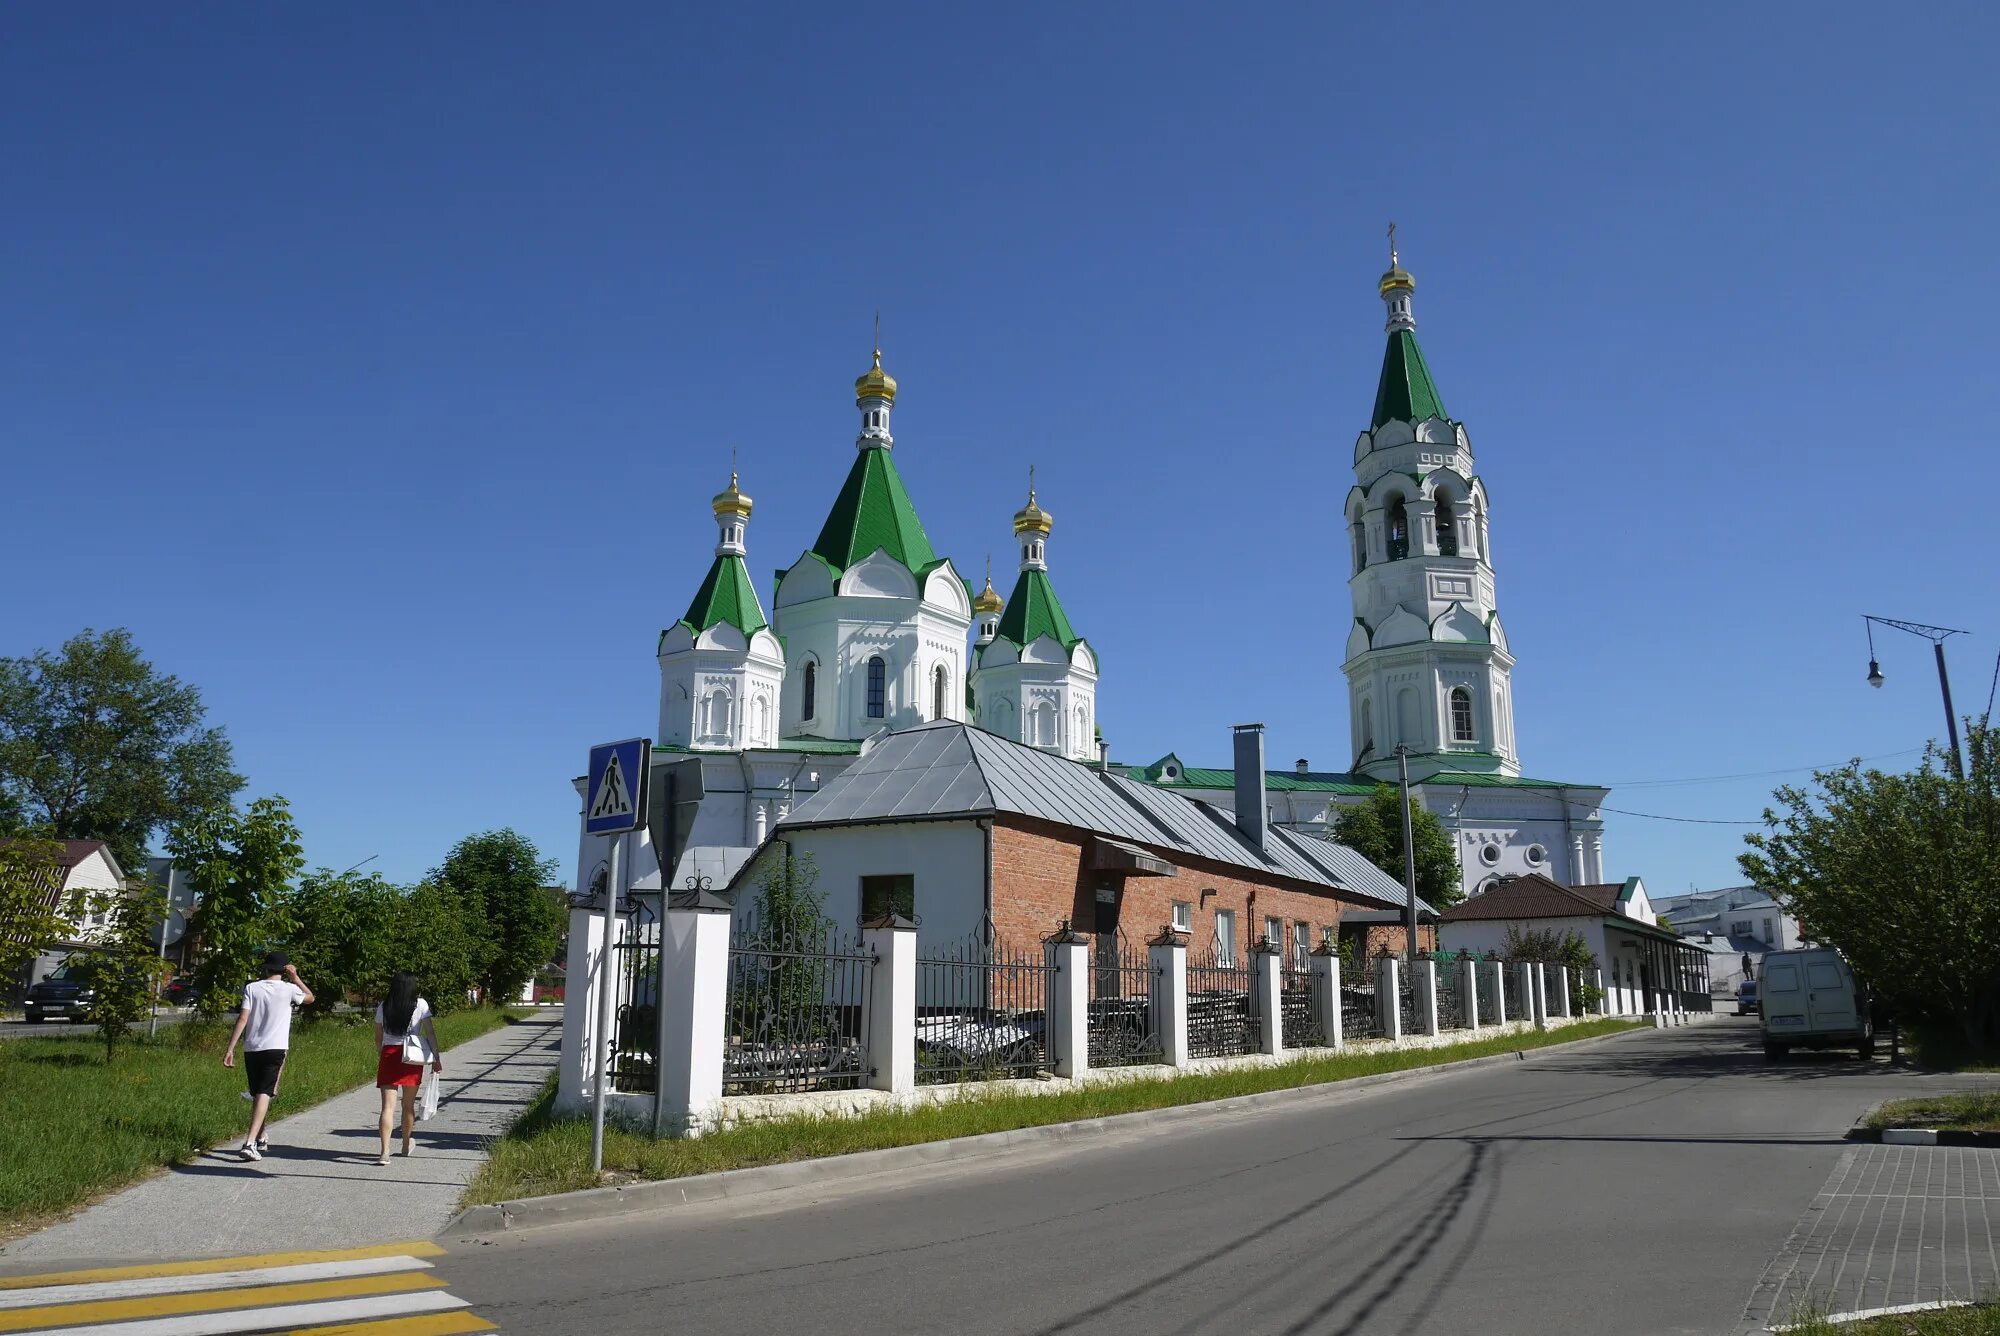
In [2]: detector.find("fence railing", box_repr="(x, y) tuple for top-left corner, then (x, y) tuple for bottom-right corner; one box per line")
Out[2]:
(1280, 965), (1325, 1049)
(914, 932), (1050, 1085)
(1187, 944), (1254, 1059)
(1088, 932), (1162, 1067)
(1343, 958), (1382, 1040)
(1434, 956), (1467, 1030)
(1396, 960), (1419, 1034)
(609, 899), (659, 1094)
(723, 913), (875, 1096)
(1500, 961), (1525, 1021)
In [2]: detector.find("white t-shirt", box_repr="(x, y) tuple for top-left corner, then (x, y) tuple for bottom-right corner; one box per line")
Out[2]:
(376, 998), (433, 1046)
(241, 978), (306, 1052)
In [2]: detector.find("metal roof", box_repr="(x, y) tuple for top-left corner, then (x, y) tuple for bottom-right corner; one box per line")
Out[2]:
(777, 722), (1420, 911)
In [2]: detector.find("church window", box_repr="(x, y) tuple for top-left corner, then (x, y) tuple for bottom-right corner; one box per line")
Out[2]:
(932, 665), (949, 720)
(802, 661), (818, 721)
(1473, 498), (1486, 559)
(866, 656), (886, 718)
(1479, 842), (1502, 867)
(1525, 843), (1547, 867)
(1450, 687), (1475, 742)
(1436, 496), (1459, 557)
(1386, 497), (1409, 560)
(1352, 516), (1368, 573)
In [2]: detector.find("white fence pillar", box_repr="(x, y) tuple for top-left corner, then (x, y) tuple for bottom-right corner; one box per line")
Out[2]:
(1595, 968), (1609, 1016)
(862, 913), (917, 1094)
(1149, 928), (1190, 1067)
(1378, 958), (1403, 1042)
(1251, 942), (1284, 1058)
(1515, 962), (1539, 1031)
(1534, 963), (1551, 1029)
(1045, 923), (1091, 1080)
(1461, 956), (1482, 1031)
(656, 890), (731, 1135)
(1311, 949), (1343, 1050)
(557, 904), (608, 1114)
(1556, 966), (1573, 1019)
(1485, 959), (1506, 1026)
(1414, 959), (1440, 1037)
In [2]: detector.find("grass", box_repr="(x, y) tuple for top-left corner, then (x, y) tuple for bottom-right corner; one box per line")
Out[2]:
(465, 1017), (1644, 1206)
(1784, 1302), (2000, 1333)
(1864, 1092), (2000, 1133)
(0, 1005), (524, 1236)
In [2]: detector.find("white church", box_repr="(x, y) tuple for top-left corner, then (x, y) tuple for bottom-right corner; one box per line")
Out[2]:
(574, 244), (1612, 904)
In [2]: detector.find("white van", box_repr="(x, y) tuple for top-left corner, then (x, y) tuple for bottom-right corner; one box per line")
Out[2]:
(1758, 948), (1872, 1061)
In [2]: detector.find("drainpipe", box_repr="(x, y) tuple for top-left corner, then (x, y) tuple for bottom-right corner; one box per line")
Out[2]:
(979, 817), (994, 940)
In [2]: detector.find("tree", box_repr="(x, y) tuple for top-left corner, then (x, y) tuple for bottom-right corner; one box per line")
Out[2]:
(279, 869), (399, 1017)
(0, 837), (68, 988)
(1332, 785), (1464, 910)
(0, 629), (244, 870)
(1743, 721), (2000, 1048)
(430, 829), (560, 1006)
(86, 891), (172, 1062)
(1499, 923), (1604, 1011)
(393, 881), (481, 1015)
(172, 796), (304, 1016)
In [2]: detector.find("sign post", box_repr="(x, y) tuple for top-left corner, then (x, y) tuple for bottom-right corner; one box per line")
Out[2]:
(584, 737), (650, 1174)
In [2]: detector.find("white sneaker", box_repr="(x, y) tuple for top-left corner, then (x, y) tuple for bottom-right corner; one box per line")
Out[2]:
(240, 1142), (261, 1162)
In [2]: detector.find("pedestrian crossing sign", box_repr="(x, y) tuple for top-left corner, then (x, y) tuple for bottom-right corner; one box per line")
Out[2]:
(585, 737), (651, 835)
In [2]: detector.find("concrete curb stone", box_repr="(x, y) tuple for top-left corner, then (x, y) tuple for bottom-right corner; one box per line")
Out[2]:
(446, 1019), (1659, 1239)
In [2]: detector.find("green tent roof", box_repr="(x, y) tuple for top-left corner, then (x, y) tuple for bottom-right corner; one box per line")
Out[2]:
(810, 447), (938, 573)
(677, 553), (768, 637)
(994, 568), (1080, 649)
(1371, 328), (1448, 430)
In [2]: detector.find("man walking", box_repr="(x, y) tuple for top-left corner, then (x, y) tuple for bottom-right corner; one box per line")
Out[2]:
(222, 953), (314, 1161)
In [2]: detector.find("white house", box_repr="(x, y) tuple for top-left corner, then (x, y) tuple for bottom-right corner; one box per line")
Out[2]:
(11, 839), (128, 990)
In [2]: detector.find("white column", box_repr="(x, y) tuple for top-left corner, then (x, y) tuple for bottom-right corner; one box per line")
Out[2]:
(1461, 956), (1482, 1031)
(1378, 958), (1403, 1042)
(1516, 962), (1539, 1031)
(863, 914), (917, 1093)
(1557, 966), (1573, 1019)
(1534, 963), (1551, 1029)
(1486, 959), (1506, 1026)
(1595, 968), (1609, 1016)
(1311, 950), (1343, 1050)
(1251, 944), (1284, 1058)
(1149, 930), (1189, 1067)
(656, 896), (730, 1135)
(1414, 959), (1440, 1037)
(557, 905), (606, 1114)
(1045, 927), (1090, 1079)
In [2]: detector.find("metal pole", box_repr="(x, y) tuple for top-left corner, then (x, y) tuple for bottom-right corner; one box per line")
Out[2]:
(1934, 640), (1965, 781)
(1397, 745), (1419, 964)
(589, 832), (623, 1175)
(150, 877), (168, 1039)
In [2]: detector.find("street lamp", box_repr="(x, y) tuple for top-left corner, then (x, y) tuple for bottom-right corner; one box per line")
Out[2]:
(1863, 614), (1967, 780)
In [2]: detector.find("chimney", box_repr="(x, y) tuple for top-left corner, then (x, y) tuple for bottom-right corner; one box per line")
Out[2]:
(1098, 738), (1110, 772)
(1232, 723), (1267, 852)
(1295, 757), (1309, 775)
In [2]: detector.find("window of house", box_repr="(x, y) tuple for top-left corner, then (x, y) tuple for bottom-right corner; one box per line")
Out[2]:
(1762, 916), (1776, 942)
(1386, 496), (1409, 560)
(1292, 921), (1310, 969)
(932, 665), (949, 720)
(1264, 915), (1281, 948)
(1171, 901), (1192, 933)
(1480, 843), (1502, 866)
(802, 661), (817, 720)
(1525, 844), (1546, 867)
(860, 874), (915, 922)
(1450, 688), (1475, 743)
(1214, 910), (1236, 967)
(866, 656), (886, 718)
(1436, 496), (1459, 557)
(1730, 919), (1752, 937)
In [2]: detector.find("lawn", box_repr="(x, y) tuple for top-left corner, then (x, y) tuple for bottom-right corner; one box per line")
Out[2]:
(1786, 1302), (2000, 1333)
(1864, 1092), (2000, 1133)
(466, 1017), (1644, 1206)
(0, 1007), (521, 1236)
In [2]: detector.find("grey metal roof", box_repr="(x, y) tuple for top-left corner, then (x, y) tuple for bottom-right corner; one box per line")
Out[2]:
(777, 722), (1417, 911)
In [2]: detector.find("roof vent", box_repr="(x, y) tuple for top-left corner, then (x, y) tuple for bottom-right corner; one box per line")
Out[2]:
(1233, 724), (1267, 852)
(1295, 758), (1309, 775)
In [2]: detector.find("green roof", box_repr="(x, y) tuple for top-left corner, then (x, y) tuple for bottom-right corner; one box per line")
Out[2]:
(675, 553), (768, 637)
(1371, 329), (1448, 429)
(993, 568), (1080, 649)
(810, 447), (938, 573)
(1124, 752), (1591, 795)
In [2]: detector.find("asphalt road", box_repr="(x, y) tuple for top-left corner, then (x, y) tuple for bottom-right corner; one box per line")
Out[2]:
(0, 1007), (192, 1039)
(437, 1019), (1989, 1335)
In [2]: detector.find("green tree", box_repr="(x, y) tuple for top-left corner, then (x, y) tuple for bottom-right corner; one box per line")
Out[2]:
(1332, 785), (1464, 910)
(430, 829), (560, 1005)
(85, 891), (173, 1062)
(280, 869), (399, 1017)
(392, 881), (482, 1015)
(172, 796), (305, 1016)
(0, 630), (244, 870)
(0, 837), (68, 989)
(1498, 923), (1604, 1011)
(1742, 720), (2000, 1048)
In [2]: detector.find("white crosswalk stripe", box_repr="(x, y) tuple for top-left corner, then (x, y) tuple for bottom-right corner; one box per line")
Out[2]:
(0, 1256), (432, 1311)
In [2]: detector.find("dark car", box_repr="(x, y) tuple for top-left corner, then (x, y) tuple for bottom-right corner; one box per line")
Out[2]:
(23, 958), (98, 1022)
(1736, 976), (1760, 1016)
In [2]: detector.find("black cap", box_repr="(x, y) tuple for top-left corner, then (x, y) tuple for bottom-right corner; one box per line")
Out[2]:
(261, 951), (290, 975)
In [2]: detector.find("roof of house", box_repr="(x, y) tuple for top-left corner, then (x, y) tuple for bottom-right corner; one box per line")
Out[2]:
(1439, 874), (1682, 942)
(809, 446), (939, 574)
(992, 568), (1080, 651)
(1372, 328), (1449, 430)
(675, 552), (769, 638)
(1120, 756), (1591, 796)
(771, 721), (1426, 912)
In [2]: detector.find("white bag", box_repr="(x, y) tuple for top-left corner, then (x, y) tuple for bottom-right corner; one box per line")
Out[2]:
(417, 1067), (440, 1121)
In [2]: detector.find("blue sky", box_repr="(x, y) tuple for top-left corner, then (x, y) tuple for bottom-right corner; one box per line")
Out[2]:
(5, 4), (1995, 894)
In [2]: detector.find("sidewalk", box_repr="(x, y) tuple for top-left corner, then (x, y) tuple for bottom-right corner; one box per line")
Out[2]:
(0, 1009), (562, 1266)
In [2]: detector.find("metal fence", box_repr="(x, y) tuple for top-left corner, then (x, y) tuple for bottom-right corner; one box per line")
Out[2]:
(1343, 957), (1383, 1040)
(1397, 960), (1419, 1034)
(1088, 932), (1162, 1067)
(1500, 960), (1526, 1022)
(1187, 943), (1255, 1059)
(914, 932), (1050, 1085)
(723, 913), (875, 1095)
(609, 899), (660, 1094)
(1280, 964), (1325, 1049)
(1433, 955), (1467, 1031)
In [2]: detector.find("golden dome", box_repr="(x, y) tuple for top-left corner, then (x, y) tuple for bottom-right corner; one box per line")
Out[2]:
(711, 470), (752, 519)
(1012, 488), (1052, 536)
(854, 347), (897, 405)
(1378, 263), (1414, 297)
(973, 575), (1005, 614)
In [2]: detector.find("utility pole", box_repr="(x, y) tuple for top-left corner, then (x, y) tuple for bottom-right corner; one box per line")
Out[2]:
(1865, 615), (1968, 781)
(1397, 744), (1419, 964)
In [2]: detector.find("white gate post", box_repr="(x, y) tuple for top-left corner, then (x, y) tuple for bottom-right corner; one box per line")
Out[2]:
(1595, 968), (1609, 1016)
(1461, 956), (1481, 1031)
(1515, 962), (1539, 1031)
(1487, 959), (1506, 1027)
(1251, 940), (1284, 1058)
(557, 904), (607, 1114)
(862, 913), (916, 1094)
(1311, 944), (1344, 1050)
(1414, 959), (1440, 1037)
(656, 888), (731, 1135)
(1557, 966), (1573, 1019)
(1378, 958), (1403, 1042)
(1149, 927), (1190, 1067)
(1045, 921), (1091, 1080)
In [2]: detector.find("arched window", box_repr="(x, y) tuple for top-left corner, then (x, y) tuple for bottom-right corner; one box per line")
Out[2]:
(866, 656), (886, 719)
(1351, 513), (1368, 573)
(1450, 687), (1475, 742)
(801, 661), (818, 721)
(754, 694), (771, 745)
(703, 690), (733, 740)
(1436, 495), (1459, 557)
(1473, 497), (1487, 559)
(1385, 496), (1409, 560)
(932, 665), (949, 721)
(1031, 700), (1056, 747)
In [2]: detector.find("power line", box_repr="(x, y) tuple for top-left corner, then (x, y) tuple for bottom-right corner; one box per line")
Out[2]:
(1607, 747), (1924, 789)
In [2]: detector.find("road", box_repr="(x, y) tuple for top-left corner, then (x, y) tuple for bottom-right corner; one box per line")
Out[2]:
(439, 1018), (1993, 1335)
(0, 1007), (192, 1039)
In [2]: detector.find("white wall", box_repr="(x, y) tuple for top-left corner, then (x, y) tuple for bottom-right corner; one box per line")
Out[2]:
(760, 821), (988, 955)
(1438, 914), (1656, 1017)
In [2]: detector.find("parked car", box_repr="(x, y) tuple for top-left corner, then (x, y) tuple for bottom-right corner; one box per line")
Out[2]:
(1736, 977), (1759, 1015)
(22, 958), (98, 1023)
(1759, 948), (1872, 1061)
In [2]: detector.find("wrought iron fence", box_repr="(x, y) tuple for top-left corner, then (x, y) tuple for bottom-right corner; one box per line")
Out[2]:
(723, 912), (875, 1095)
(1280, 964), (1325, 1049)
(1397, 960), (1419, 1034)
(1477, 960), (1504, 1024)
(1343, 956), (1383, 1040)
(609, 898), (660, 1093)
(1542, 966), (1563, 1017)
(1187, 943), (1255, 1059)
(1088, 932), (1162, 1067)
(1500, 960), (1526, 1022)
(914, 931), (1050, 1085)
(1433, 955), (1467, 1030)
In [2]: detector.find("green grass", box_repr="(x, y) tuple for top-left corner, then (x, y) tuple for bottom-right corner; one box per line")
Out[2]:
(0, 1006), (523, 1237)
(1865, 1092), (2000, 1133)
(465, 1017), (1644, 1206)
(1784, 1302), (2000, 1333)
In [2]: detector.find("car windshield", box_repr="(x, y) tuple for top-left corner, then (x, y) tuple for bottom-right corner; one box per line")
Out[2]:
(48, 960), (95, 982)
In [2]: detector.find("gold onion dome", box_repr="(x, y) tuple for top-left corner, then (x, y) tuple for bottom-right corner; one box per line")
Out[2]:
(854, 347), (897, 405)
(973, 575), (1005, 613)
(712, 470), (752, 518)
(1378, 262), (1415, 297)
(1012, 488), (1052, 536)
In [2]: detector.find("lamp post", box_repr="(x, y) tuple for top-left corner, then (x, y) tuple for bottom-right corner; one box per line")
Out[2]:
(1864, 615), (1967, 780)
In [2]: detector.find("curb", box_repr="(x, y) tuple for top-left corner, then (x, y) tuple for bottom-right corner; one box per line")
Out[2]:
(445, 1020), (1658, 1239)
(1847, 1127), (2000, 1148)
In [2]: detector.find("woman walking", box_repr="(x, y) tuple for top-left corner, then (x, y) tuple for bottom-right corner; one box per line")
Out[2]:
(374, 971), (443, 1166)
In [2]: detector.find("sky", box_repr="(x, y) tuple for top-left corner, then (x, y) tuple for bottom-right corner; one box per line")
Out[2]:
(4, 4), (1996, 895)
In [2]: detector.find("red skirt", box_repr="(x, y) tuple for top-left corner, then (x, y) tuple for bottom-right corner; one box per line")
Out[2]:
(376, 1044), (425, 1089)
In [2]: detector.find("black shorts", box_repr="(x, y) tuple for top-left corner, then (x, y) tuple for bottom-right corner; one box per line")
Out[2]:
(244, 1048), (286, 1098)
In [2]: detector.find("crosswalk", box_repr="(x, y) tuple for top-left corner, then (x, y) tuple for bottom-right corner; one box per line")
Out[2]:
(0, 1242), (495, 1336)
